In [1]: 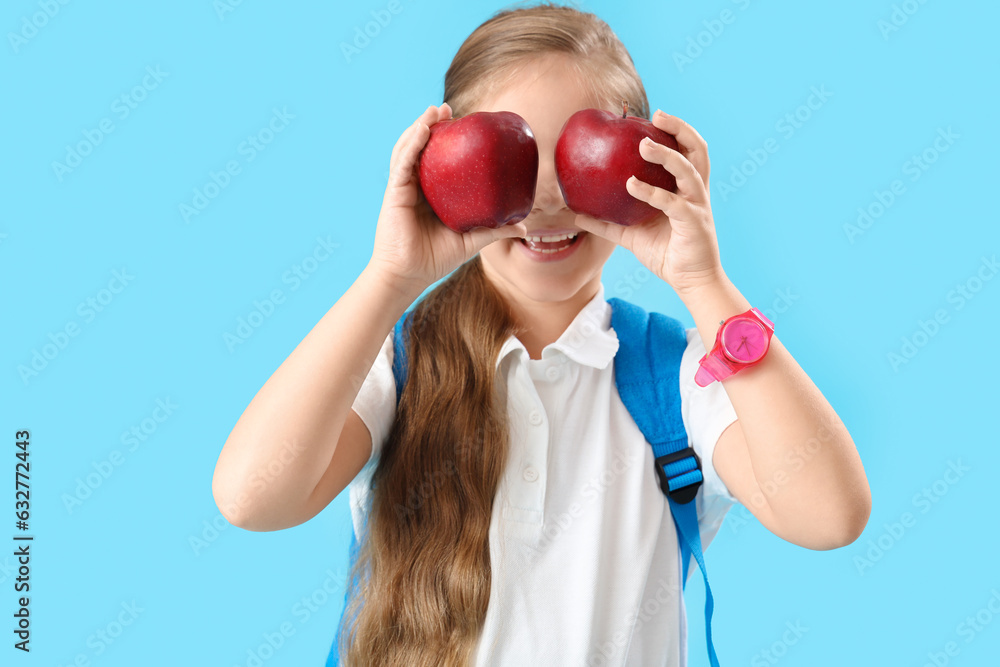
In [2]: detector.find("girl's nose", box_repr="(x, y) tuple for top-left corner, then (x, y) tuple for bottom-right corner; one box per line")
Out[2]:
(531, 154), (568, 214)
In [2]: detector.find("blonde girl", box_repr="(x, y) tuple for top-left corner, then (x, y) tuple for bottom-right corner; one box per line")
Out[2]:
(213, 4), (871, 665)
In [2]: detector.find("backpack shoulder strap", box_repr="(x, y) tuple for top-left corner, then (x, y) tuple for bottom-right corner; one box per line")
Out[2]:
(391, 309), (414, 405)
(607, 296), (722, 667)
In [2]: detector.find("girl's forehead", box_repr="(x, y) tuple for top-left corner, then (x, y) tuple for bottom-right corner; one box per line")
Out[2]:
(475, 57), (607, 138)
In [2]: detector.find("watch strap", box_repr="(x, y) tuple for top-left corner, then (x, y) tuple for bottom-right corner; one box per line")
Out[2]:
(695, 349), (732, 387)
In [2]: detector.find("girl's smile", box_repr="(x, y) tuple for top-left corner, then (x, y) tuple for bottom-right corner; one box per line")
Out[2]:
(515, 228), (588, 262)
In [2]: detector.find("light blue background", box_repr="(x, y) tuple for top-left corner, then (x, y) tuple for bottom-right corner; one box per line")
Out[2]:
(3, 0), (998, 665)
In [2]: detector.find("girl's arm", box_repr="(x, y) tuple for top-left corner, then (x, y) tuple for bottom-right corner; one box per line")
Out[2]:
(211, 264), (422, 532)
(684, 275), (870, 551)
(574, 109), (871, 550)
(212, 102), (527, 532)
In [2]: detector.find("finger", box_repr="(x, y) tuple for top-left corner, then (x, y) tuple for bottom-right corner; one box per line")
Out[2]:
(638, 137), (707, 203)
(389, 102), (451, 188)
(572, 215), (624, 245)
(388, 122), (417, 173)
(388, 127), (408, 169)
(418, 103), (440, 125)
(465, 221), (528, 252)
(389, 105), (442, 174)
(650, 110), (710, 188)
(626, 175), (700, 221)
(389, 121), (431, 188)
(390, 107), (432, 161)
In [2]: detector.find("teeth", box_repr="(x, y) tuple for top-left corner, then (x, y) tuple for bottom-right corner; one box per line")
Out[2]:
(524, 232), (578, 242)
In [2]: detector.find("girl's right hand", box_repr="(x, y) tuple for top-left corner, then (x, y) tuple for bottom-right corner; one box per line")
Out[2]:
(368, 103), (528, 291)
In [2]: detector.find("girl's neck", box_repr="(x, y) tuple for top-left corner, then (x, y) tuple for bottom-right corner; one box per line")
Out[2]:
(503, 279), (603, 361)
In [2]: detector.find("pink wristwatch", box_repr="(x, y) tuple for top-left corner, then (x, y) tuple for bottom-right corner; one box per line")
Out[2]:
(695, 307), (775, 387)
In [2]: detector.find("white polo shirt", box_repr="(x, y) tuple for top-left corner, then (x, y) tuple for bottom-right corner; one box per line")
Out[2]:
(347, 282), (740, 667)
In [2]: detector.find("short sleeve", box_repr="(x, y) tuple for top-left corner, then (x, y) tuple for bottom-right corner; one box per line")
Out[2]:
(679, 327), (741, 554)
(351, 329), (397, 469)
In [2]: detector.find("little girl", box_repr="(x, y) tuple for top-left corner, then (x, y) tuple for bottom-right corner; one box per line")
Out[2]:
(212, 4), (871, 666)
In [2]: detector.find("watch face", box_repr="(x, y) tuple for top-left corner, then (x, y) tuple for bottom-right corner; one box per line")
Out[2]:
(721, 318), (768, 363)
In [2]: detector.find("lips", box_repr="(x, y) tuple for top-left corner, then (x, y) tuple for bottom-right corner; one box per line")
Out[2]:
(521, 227), (580, 248)
(516, 230), (586, 262)
(521, 233), (578, 252)
(522, 227), (580, 237)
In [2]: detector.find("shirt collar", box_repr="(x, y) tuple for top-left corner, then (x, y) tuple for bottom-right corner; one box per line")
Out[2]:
(495, 282), (620, 370)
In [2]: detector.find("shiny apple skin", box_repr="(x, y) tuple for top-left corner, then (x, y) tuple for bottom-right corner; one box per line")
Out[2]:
(555, 108), (679, 226)
(417, 110), (539, 233)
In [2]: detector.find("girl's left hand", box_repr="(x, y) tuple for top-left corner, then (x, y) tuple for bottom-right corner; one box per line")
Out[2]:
(573, 109), (725, 297)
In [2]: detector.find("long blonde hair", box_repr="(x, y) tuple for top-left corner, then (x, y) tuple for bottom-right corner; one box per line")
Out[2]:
(338, 4), (651, 665)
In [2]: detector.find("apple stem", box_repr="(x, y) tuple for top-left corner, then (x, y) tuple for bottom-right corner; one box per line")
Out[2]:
(622, 100), (628, 118)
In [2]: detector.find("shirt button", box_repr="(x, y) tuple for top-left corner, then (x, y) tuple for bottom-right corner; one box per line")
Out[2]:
(545, 366), (561, 381)
(529, 410), (543, 426)
(522, 466), (538, 482)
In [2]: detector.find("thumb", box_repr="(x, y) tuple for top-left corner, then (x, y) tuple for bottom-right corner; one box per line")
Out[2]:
(573, 215), (623, 245)
(465, 221), (527, 252)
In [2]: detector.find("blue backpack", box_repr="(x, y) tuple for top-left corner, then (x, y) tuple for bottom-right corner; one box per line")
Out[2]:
(326, 297), (721, 667)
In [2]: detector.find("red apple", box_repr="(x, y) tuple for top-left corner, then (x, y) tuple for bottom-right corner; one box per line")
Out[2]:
(417, 110), (539, 233)
(555, 103), (679, 226)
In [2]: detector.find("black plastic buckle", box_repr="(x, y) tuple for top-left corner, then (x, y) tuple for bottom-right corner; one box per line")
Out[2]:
(654, 447), (703, 504)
